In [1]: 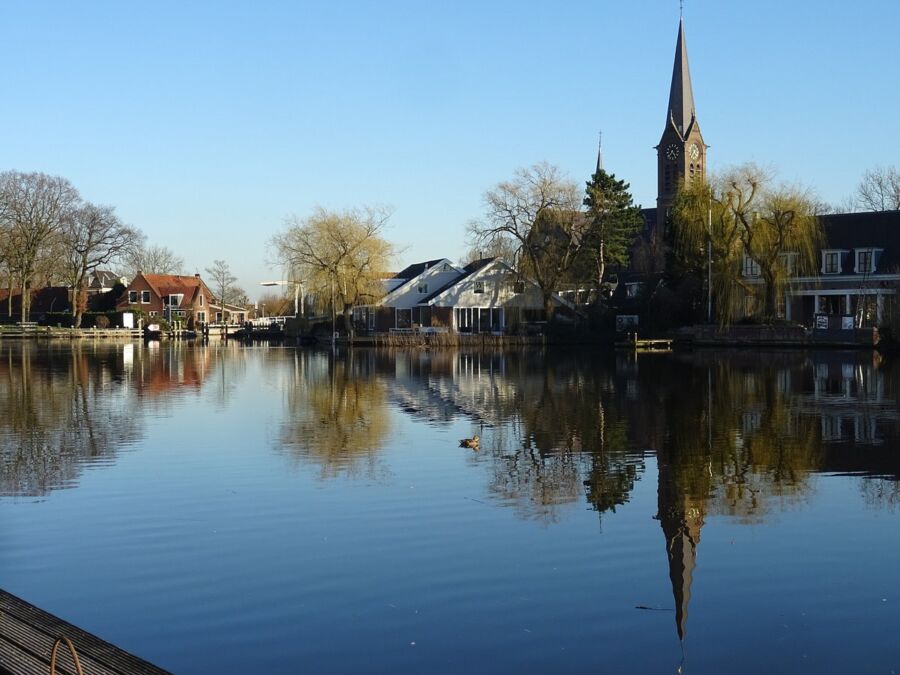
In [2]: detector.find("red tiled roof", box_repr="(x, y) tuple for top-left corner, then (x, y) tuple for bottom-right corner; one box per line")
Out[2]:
(141, 274), (205, 308)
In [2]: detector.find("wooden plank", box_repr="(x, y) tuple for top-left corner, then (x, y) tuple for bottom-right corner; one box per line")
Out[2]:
(0, 611), (120, 675)
(0, 591), (170, 674)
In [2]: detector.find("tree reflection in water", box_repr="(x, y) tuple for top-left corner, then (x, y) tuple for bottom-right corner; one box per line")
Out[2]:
(382, 347), (900, 641)
(278, 350), (392, 480)
(0, 341), (220, 496)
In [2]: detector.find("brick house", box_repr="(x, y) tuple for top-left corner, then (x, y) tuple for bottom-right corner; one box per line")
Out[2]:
(117, 272), (215, 325)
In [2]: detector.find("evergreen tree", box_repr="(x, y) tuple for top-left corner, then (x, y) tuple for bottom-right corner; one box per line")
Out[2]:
(582, 170), (644, 300)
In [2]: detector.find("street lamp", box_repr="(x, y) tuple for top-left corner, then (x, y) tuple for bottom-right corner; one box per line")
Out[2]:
(260, 280), (304, 316)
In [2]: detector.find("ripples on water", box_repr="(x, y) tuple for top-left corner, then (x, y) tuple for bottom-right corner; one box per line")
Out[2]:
(1, 342), (898, 673)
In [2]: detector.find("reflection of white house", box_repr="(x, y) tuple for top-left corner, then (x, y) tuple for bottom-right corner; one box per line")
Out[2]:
(353, 257), (572, 333)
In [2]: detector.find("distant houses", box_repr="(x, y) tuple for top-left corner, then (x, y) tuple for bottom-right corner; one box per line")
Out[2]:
(352, 257), (573, 334)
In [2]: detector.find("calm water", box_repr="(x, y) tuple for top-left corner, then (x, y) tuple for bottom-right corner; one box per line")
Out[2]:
(1, 342), (899, 674)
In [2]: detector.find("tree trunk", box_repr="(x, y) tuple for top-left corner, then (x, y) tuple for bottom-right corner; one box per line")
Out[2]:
(763, 272), (777, 323)
(20, 280), (28, 323)
(343, 304), (354, 341)
(543, 292), (556, 322)
(595, 240), (606, 307)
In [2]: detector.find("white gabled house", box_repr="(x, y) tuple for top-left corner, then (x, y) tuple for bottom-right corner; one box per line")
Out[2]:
(353, 257), (573, 333)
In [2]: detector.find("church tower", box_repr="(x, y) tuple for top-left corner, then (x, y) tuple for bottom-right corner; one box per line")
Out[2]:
(656, 17), (707, 232)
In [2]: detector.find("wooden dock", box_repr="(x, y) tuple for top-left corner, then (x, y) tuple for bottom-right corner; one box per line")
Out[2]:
(615, 333), (673, 352)
(0, 590), (169, 675)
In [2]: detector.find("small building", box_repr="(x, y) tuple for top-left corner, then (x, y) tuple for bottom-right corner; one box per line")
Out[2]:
(86, 270), (128, 296)
(117, 272), (215, 325)
(354, 257), (571, 333)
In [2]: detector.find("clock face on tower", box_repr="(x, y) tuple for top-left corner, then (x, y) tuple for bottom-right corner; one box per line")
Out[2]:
(689, 143), (701, 161)
(665, 144), (680, 161)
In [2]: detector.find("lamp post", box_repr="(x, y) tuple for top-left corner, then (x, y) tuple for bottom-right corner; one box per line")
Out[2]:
(259, 280), (304, 316)
(707, 200), (713, 324)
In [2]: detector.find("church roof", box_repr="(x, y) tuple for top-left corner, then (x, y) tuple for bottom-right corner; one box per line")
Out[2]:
(666, 18), (697, 139)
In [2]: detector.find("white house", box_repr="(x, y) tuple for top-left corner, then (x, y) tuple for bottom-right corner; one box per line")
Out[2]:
(354, 257), (572, 333)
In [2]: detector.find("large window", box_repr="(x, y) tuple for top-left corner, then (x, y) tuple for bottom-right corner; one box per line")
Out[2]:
(742, 255), (760, 278)
(396, 309), (412, 329)
(856, 249), (876, 274)
(823, 251), (841, 275)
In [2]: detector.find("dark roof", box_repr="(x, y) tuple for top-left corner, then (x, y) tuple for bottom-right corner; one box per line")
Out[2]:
(820, 210), (900, 271)
(394, 259), (445, 280)
(666, 18), (697, 139)
(417, 257), (496, 305)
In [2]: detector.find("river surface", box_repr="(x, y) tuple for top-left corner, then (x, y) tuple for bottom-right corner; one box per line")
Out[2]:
(1, 342), (899, 674)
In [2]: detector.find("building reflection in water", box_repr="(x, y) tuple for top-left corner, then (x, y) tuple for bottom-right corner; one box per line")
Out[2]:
(0, 341), (223, 497)
(382, 348), (900, 642)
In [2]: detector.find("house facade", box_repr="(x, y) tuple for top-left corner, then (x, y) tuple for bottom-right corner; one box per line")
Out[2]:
(354, 257), (570, 333)
(117, 272), (215, 325)
(741, 210), (900, 327)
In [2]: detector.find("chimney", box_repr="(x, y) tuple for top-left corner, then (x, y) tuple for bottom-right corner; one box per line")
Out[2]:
(195, 273), (201, 278)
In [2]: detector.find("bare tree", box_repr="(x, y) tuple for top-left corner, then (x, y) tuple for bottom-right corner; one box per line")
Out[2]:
(61, 203), (141, 327)
(0, 171), (79, 321)
(271, 206), (395, 339)
(205, 259), (238, 324)
(854, 166), (900, 212)
(124, 242), (185, 278)
(468, 162), (584, 319)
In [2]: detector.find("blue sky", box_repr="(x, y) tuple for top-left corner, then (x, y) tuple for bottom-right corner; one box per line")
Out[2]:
(3, 1), (899, 297)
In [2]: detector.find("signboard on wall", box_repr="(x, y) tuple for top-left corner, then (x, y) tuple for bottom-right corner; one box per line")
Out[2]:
(841, 315), (854, 330)
(814, 314), (829, 330)
(615, 315), (639, 332)
(122, 312), (134, 329)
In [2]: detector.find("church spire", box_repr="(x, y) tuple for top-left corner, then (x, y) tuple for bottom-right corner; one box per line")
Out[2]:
(666, 17), (696, 138)
(595, 131), (604, 174)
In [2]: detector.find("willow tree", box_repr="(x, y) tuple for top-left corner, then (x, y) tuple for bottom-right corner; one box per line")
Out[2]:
(674, 164), (822, 324)
(271, 206), (395, 338)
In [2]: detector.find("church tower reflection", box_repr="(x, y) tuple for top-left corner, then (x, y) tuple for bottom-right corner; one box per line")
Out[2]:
(657, 445), (706, 641)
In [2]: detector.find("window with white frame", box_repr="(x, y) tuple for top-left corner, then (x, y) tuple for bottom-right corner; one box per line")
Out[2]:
(417, 283), (429, 294)
(128, 290), (138, 303)
(474, 281), (485, 294)
(626, 282), (643, 298)
(141, 290), (151, 303)
(855, 249), (878, 274)
(742, 255), (761, 278)
(822, 251), (841, 275)
(200, 294), (204, 306)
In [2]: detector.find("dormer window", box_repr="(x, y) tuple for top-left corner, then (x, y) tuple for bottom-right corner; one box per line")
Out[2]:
(742, 255), (760, 278)
(855, 249), (880, 274)
(822, 250), (843, 275)
(417, 283), (429, 294)
(441, 263), (452, 272)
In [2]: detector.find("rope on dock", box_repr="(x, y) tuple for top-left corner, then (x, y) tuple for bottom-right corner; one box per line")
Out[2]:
(49, 636), (84, 675)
